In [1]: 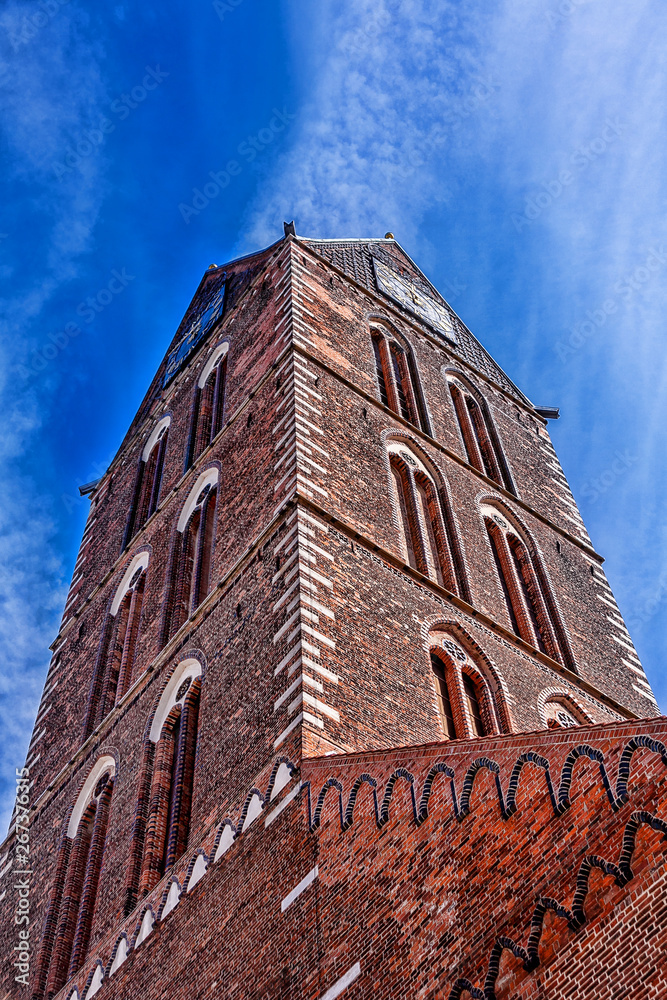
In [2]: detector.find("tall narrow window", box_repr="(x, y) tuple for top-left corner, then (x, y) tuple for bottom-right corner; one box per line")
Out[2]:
(447, 374), (513, 493)
(164, 476), (218, 645)
(430, 653), (458, 739)
(462, 674), (486, 737)
(84, 557), (148, 739)
(124, 419), (170, 548)
(186, 345), (228, 469)
(124, 668), (201, 913)
(388, 445), (468, 600)
(483, 506), (575, 671)
(429, 636), (507, 740)
(35, 759), (115, 1000)
(391, 462), (418, 571)
(372, 336), (390, 408)
(370, 327), (427, 431)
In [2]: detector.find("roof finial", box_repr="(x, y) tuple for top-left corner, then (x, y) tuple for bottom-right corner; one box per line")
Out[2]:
(283, 221), (296, 237)
(384, 232), (395, 239)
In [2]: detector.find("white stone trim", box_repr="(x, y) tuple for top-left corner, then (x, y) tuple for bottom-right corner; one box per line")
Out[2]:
(141, 416), (171, 462)
(67, 755), (116, 838)
(135, 908), (154, 946)
(149, 658), (202, 743)
(281, 866), (318, 911)
(197, 341), (229, 389)
(177, 468), (219, 533)
(109, 936), (128, 975)
(320, 963), (361, 1000)
(265, 781), (302, 827)
(110, 552), (149, 616)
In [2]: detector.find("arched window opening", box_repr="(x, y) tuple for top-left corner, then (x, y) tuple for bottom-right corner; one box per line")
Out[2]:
(462, 673), (486, 737)
(372, 336), (390, 408)
(124, 665), (202, 914)
(84, 557), (148, 739)
(429, 636), (505, 741)
(163, 474), (218, 645)
(483, 505), (575, 671)
(508, 534), (551, 656)
(430, 653), (457, 739)
(391, 461), (418, 571)
(543, 696), (587, 729)
(371, 327), (426, 431)
(388, 444), (468, 600)
(186, 345), (228, 469)
(124, 420), (170, 548)
(36, 759), (115, 1000)
(447, 374), (513, 493)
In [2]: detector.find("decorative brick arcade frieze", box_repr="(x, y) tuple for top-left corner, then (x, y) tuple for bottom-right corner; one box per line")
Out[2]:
(54, 720), (667, 1000)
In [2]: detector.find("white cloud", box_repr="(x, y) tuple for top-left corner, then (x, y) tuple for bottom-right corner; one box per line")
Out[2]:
(243, 0), (667, 708)
(241, 0), (491, 249)
(0, 3), (110, 832)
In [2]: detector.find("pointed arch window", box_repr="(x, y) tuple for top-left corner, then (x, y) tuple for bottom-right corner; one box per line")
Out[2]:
(388, 443), (468, 600)
(124, 663), (201, 914)
(84, 555), (148, 739)
(36, 758), (115, 1000)
(430, 653), (458, 739)
(446, 374), (513, 492)
(124, 418), (170, 548)
(186, 344), (228, 469)
(429, 637), (507, 740)
(163, 472), (218, 645)
(462, 674), (485, 737)
(483, 505), (575, 671)
(543, 695), (589, 729)
(371, 327), (427, 431)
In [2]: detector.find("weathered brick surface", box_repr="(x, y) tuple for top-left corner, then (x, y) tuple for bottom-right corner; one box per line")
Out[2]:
(8, 719), (665, 1000)
(0, 232), (663, 1000)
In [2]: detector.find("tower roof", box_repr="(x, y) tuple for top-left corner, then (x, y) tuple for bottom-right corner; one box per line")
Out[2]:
(299, 234), (531, 406)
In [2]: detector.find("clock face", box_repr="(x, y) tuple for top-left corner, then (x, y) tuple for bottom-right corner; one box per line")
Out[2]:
(163, 279), (227, 386)
(373, 259), (458, 344)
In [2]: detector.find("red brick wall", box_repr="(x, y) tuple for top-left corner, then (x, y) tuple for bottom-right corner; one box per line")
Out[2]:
(0, 233), (661, 999)
(8, 718), (664, 1000)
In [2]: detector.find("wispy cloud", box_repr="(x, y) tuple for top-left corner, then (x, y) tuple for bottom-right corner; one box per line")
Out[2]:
(243, 0), (667, 707)
(0, 3), (111, 831)
(242, 0), (493, 248)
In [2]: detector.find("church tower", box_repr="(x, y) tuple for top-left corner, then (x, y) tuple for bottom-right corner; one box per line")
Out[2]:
(2, 227), (665, 1000)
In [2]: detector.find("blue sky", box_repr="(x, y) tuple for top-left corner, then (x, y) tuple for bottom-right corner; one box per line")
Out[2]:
(0, 0), (665, 830)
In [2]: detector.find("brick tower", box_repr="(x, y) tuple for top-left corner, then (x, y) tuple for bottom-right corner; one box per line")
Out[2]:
(2, 226), (666, 1000)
